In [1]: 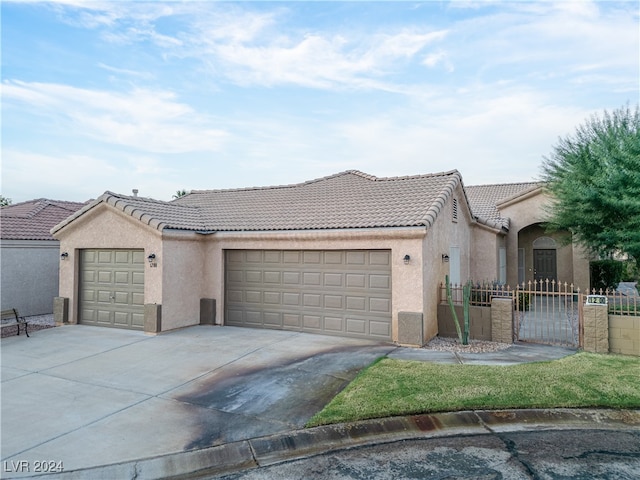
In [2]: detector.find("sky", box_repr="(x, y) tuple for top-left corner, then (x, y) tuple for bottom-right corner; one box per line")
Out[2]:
(1, 1), (638, 203)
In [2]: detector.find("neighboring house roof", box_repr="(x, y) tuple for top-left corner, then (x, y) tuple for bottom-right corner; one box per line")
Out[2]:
(1, 199), (88, 241)
(53, 170), (483, 234)
(466, 182), (542, 229)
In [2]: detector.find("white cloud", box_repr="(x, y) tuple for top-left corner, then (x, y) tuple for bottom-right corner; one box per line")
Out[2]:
(2, 81), (228, 154)
(191, 26), (449, 89)
(331, 89), (592, 184)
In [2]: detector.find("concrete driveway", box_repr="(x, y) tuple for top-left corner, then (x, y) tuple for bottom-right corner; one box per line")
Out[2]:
(1, 325), (394, 477)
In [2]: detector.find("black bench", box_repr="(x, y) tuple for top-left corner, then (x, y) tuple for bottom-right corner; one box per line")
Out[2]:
(1, 308), (29, 337)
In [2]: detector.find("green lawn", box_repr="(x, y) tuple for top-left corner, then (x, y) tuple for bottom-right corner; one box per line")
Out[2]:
(307, 352), (640, 427)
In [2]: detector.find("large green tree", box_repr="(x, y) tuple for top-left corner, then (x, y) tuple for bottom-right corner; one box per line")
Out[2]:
(541, 104), (640, 266)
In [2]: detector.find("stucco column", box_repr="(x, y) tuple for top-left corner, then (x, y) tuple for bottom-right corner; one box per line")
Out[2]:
(491, 297), (514, 344)
(583, 304), (609, 353)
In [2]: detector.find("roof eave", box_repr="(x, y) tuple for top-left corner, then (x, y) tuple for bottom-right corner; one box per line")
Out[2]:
(51, 192), (169, 237)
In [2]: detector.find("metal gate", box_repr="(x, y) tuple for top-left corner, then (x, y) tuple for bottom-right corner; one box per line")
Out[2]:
(515, 280), (582, 347)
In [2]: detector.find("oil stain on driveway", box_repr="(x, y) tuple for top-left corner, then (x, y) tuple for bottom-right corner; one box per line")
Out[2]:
(174, 344), (395, 450)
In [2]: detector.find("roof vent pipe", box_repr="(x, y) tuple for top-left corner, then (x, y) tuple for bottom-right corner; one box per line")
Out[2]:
(132, 189), (139, 197)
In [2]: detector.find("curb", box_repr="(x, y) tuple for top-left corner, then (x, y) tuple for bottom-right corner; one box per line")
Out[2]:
(18, 408), (640, 480)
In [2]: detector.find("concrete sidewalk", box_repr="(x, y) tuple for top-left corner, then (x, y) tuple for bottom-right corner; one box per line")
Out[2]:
(1, 324), (624, 479)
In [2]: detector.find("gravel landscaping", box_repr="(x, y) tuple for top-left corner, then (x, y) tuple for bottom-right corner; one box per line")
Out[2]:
(424, 336), (512, 353)
(1, 313), (55, 338)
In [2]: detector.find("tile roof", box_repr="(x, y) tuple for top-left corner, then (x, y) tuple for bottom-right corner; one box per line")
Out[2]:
(1, 199), (89, 240)
(465, 182), (542, 229)
(53, 170), (470, 234)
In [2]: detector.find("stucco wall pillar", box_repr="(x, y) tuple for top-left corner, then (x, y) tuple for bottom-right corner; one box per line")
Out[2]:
(491, 297), (514, 344)
(583, 304), (609, 353)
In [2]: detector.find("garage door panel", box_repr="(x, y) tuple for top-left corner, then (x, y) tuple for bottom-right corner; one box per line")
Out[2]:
(283, 272), (300, 284)
(346, 251), (366, 265)
(114, 271), (129, 284)
(246, 271), (262, 283)
(283, 313), (301, 327)
(114, 311), (129, 326)
(131, 313), (145, 328)
(264, 292), (281, 304)
(346, 318), (366, 335)
(114, 291), (130, 304)
(369, 251), (390, 265)
(97, 310), (112, 324)
(324, 251), (343, 264)
(82, 270), (96, 283)
(283, 251), (300, 263)
(245, 311), (262, 325)
(283, 292), (300, 306)
(303, 251), (322, 264)
(97, 290), (112, 303)
(227, 251), (244, 263)
(370, 321), (391, 338)
(132, 251), (145, 264)
(303, 294), (321, 307)
(115, 251), (130, 263)
(324, 295), (343, 309)
(324, 317), (343, 332)
(346, 274), (366, 288)
(246, 251), (262, 263)
(263, 271), (281, 283)
(370, 274), (390, 289)
(98, 251), (112, 263)
(303, 315), (321, 329)
(370, 298), (391, 313)
(245, 290), (262, 303)
(98, 271), (112, 283)
(225, 249), (391, 341)
(79, 249), (144, 331)
(132, 293), (145, 306)
(323, 273), (343, 287)
(227, 290), (243, 302)
(264, 251), (282, 263)
(303, 272), (321, 285)
(346, 296), (366, 311)
(263, 312), (282, 326)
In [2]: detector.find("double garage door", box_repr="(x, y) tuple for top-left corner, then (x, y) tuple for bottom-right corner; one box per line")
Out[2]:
(225, 250), (392, 341)
(79, 249), (145, 330)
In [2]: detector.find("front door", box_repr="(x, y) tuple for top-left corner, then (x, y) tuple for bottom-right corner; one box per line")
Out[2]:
(533, 249), (557, 282)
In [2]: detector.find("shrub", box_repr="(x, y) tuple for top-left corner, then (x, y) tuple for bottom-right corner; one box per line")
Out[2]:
(590, 260), (624, 292)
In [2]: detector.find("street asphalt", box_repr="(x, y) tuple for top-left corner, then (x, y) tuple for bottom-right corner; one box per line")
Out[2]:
(1, 324), (638, 479)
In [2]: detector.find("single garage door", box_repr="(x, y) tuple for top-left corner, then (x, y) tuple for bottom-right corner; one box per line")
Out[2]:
(79, 249), (145, 330)
(225, 250), (392, 340)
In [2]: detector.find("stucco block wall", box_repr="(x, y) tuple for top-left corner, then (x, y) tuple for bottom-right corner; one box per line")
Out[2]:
(583, 304), (609, 353)
(608, 315), (640, 356)
(1, 240), (61, 316)
(437, 304), (492, 341)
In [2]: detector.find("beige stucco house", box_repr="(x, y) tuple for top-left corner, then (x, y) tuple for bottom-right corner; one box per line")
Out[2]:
(51, 170), (591, 346)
